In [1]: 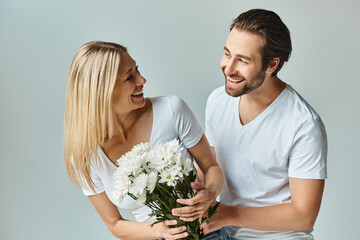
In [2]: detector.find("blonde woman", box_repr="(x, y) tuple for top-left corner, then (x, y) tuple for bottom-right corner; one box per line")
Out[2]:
(64, 41), (224, 239)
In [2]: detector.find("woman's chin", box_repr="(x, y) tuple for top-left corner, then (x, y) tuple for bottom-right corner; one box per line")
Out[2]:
(131, 94), (146, 107)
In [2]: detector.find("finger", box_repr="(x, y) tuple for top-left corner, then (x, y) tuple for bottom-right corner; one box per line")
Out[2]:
(179, 215), (201, 222)
(167, 225), (187, 235)
(168, 231), (188, 239)
(163, 226), (188, 240)
(179, 211), (202, 220)
(177, 210), (203, 218)
(172, 204), (204, 216)
(176, 193), (203, 205)
(176, 209), (204, 218)
(164, 220), (177, 226)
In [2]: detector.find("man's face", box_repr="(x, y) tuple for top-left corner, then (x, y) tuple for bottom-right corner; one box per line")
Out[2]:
(220, 28), (266, 97)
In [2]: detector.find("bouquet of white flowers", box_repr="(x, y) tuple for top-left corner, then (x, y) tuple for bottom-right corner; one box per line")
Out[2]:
(112, 139), (219, 239)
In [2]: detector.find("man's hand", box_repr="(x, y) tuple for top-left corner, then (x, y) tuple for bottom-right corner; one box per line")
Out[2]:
(171, 181), (217, 222)
(201, 203), (228, 234)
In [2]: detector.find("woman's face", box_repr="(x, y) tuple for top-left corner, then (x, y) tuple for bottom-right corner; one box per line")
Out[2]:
(112, 52), (147, 116)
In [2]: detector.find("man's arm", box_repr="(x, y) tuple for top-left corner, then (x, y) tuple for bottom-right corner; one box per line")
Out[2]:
(202, 177), (324, 233)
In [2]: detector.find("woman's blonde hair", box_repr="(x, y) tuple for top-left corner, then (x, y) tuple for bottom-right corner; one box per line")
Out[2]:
(64, 41), (127, 192)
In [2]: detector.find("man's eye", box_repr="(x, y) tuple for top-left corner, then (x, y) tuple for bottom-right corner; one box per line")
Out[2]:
(136, 65), (139, 72)
(239, 59), (248, 64)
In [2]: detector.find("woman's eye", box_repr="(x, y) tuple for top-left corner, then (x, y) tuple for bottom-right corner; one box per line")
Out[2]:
(126, 75), (133, 81)
(125, 65), (139, 81)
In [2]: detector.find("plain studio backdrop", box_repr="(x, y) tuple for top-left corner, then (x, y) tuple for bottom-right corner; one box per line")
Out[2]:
(1, 0), (359, 239)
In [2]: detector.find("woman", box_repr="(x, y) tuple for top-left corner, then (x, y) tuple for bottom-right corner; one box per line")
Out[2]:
(64, 41), (224, 239)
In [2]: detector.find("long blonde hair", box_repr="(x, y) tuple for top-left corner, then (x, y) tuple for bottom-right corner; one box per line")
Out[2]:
(64, 41), (127, 192)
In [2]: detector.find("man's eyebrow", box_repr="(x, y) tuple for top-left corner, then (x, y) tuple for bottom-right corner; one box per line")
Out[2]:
(224, 46), (252, 61)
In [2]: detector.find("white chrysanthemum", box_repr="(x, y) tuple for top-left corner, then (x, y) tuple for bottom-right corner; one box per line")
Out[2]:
(129, 173), (148, 196)
(129, 142), (152, 155)
(180, 157), (193, 176)
(117, 154), (146, 176)
(112, 172), (131, 203)
(159, 165), (182, 186)
(112, 143), (151, 204)
(147, 139), (184, 171)
(116, 142), (151, 174)
(112, 139), (192, 205)
(136, 192), (147, 206)
(147, 146), (173, 171)
(146, 171), (158, 193)
(113, 167), (128, 181)
(164, 139), (182, 154)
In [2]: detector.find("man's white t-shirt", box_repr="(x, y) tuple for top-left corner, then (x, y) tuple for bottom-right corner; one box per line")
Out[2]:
(81, 95), (203, 222)
(205, 85), (327, 240)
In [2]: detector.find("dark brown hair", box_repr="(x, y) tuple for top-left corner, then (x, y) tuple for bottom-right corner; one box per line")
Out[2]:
(231, 9), (292, 76)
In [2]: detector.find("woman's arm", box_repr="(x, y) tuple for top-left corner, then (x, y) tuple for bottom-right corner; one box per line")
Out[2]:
(89, 192), (188, 240)
(172, 135), (224, 221)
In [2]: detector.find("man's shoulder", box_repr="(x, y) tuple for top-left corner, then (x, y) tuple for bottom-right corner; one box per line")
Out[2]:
(207, 85), (230, 105)
(209, 85), (225, 98)
(285, 85), (322, 121)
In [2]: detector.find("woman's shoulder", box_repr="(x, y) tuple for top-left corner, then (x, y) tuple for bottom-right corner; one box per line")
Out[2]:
(149, 95), (183, 103)
(149, 95), (187, 110)
(88, 147), (110, 170)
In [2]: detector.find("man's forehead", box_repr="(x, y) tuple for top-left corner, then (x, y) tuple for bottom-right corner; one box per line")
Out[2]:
(225, 28), (264, 58)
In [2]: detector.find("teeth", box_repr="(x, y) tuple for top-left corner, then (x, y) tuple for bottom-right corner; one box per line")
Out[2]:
(132, 90), (143, 96)
(228, 77), (244, 83)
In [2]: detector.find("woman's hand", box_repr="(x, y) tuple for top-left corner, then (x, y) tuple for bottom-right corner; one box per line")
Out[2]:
(153, 219), (188, 240)
(173, 135), (223, 222)
(171, 181), (217, 222)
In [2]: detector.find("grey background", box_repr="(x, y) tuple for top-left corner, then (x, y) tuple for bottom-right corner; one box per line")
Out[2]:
(1, 0), (359, 239)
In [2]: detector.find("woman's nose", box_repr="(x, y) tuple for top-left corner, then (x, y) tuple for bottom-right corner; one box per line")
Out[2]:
(136, 74), (146, 85)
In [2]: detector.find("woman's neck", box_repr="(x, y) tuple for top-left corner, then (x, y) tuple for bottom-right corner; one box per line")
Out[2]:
(111, 98), (151, 143)
(101, 99), (153, 163)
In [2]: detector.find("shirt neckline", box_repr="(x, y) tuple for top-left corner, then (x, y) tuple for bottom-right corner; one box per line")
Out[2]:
(236, 84), (289, 128)
(99, 98), (156, 168)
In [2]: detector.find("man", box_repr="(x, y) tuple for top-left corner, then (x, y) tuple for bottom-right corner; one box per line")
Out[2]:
(202, 9), (327, 239)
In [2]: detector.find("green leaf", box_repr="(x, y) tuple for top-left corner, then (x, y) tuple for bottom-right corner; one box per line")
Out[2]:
(208, 201), (220, 218)
(165, 214), (176, 220)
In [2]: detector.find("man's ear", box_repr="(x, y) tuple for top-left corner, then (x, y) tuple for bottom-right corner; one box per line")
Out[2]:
(266, 58), (280, 74)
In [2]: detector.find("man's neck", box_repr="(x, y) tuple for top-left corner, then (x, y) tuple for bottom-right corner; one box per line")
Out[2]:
(238, 76), (286, 125)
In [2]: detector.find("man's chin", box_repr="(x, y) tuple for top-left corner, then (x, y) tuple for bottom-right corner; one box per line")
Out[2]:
(225, 85), (243, 97)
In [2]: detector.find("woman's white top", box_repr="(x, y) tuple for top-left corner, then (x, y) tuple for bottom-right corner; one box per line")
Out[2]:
(81, 95), (203, 222)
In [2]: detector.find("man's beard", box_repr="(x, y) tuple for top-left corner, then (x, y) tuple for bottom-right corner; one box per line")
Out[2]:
(225, 70), (265, 97)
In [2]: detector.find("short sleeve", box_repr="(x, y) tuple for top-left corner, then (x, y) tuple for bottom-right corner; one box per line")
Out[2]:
(205, 94), (215, 147)
(288, 117), (328, 179)
(81, 159), (105, 196)
(168, 95), (203, 148)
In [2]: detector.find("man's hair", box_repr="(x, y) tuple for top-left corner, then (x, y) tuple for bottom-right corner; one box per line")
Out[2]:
(231, 9), (292, 76)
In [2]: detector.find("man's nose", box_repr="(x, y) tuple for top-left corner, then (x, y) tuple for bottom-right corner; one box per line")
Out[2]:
(224, 60), (237, 75)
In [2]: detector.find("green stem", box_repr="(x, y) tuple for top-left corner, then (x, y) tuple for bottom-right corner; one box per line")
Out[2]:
(152, 192), (172, 213)
(156, 182), (173, 197)
(183, 176), (196, 198)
